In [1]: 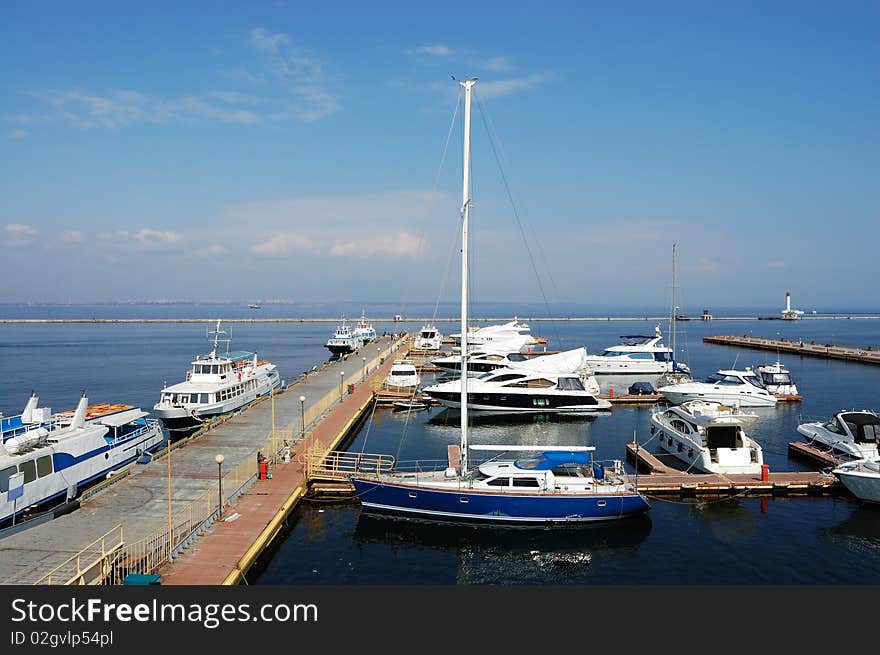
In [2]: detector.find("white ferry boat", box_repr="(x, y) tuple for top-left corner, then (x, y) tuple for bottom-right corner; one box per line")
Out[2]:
(153, 321), (282, 432)
(325, 318), (361, 355)
(352, 312), (377, 344)
(1, 393), (164, 525)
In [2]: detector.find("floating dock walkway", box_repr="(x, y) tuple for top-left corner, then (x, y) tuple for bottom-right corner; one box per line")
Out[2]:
(625, 443), (840, 496)
(704, 335), (880, 365)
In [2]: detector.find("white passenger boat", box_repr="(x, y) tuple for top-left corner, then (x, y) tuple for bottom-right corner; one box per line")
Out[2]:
(650, 400), (763, 474)
(796, 410), (880, 461)
(325, 317), (361, 355)
(153, 321), (281, 432)
(1, 393), (164, 524)
(657, 368), (778, 407)
(352, 312), (377, 344)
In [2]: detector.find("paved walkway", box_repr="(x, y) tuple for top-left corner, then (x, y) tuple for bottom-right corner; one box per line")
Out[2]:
(158, 353), (397, 585)
(0, 336), (401, 584)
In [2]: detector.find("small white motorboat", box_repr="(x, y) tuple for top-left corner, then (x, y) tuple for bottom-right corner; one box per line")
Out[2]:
(832, 458), (880, 504)
(797, 410), (880, 461)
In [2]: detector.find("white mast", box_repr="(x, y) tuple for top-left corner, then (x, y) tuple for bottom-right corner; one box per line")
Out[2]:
(459, 77), (476, 476)
(671, 243), (677, 371)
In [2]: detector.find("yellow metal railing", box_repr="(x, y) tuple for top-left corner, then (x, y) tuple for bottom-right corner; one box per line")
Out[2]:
(34, 524), (124, 585)
(305, 448), (395, 481)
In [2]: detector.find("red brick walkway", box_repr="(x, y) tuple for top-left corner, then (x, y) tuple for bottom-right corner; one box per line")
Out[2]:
(159, 353), (398, 585)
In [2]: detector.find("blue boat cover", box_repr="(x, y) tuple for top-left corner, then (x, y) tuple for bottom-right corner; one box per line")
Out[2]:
(515, 451), (592, 470)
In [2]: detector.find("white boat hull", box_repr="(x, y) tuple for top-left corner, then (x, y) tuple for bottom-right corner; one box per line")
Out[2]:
(835, 464), (880, 503)
(659, 389), (777, 407)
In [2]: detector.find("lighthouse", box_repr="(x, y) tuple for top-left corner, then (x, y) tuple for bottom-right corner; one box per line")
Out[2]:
(781, 291), (804, 320)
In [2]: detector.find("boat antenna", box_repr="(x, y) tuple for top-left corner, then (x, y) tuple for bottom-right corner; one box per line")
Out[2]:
(459, 76), (477, 477)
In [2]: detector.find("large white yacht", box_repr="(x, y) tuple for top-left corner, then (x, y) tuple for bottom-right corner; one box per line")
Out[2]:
(1, 393), (164, 524)
(450, 318), (537, 350)
(431, 349), (531, 376)
(413, 324), (442, 351)
(424, 368), (608, 414)
(650, 400), (763, 474)
(153, 321), (281, 432)
(385, 360), (420, 389)
(584, 325), (689, 374)
(657, 368), (778, 407)
(796, 410), (880, 461)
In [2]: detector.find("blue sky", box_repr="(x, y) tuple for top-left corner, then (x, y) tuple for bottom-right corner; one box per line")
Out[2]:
(1, 1), (878, 311)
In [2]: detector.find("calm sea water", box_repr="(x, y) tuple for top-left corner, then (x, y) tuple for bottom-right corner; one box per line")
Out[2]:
(2, 306), (879, 583)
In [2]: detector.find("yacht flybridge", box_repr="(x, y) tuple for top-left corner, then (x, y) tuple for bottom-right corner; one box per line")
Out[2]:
(584, 326), (688, 374)
(153, 321), (281, 432)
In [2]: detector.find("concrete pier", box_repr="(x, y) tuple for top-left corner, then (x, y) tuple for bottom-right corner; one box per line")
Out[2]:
(0, 336), (403, 585)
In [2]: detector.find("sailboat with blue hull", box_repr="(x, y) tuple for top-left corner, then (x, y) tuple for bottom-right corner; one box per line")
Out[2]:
(350, 78), (649, 525)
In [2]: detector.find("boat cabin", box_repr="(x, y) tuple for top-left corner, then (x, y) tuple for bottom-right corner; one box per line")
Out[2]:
(825, 412), (880, 445)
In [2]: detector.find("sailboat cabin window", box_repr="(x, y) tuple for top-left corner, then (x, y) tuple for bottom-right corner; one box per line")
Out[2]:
(487, 477), (510, 487)
(512, 478), (541, 488)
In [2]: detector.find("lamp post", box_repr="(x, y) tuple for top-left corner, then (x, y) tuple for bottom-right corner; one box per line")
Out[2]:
(339, 370), (345, 401)
(362, 356), (367, 381)
(270, 385), (276, 463)
(214, 454), (224, 518)
(299, 395), (306, 441)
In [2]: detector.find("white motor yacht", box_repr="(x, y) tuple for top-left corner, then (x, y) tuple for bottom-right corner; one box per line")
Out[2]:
(423, 369), (609, 414)
(657, 368), (778, 407)
(650, 400), (763, 474)
(584, 325), (689, 374)
(832, 457), (880, 504)
(153, 321), (281, 432)
(413, 324), (442, 351)
(431, 349), (532, 376)
(796, 410), (880, 461)
(385, 360), (420, 389)
(754, 361), (799, 396)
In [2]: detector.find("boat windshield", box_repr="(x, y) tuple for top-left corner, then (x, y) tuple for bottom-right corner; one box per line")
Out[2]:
(763, 372), (791, 384)
(743, 375), (766, 389)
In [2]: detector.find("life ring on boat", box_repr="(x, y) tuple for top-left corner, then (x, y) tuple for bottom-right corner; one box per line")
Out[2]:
(186, 371), (191, 380)
(238, 372), (242, 381)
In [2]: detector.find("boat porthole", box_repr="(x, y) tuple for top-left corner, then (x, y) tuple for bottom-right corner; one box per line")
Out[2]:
(597, 500), (606, 507)
(105, 454), (109, 459)
(408, 492), (417, 498)
(459, 497), (469, 504)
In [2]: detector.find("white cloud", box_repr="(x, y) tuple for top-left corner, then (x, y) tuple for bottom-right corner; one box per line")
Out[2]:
(98, 228), (183, 251)
(482, 56), (511, 72)
(250, 232), (319, 256)
(329, 232), (423, 258)
(476, 74), (550, 99)
(5, 129), (30, 139)
(415, 45), (455, 57)
(15, 27), (338, 131)
(223, 189), (451, 259)
(63, 230), (84, 243)
(5, 223), (38, 237)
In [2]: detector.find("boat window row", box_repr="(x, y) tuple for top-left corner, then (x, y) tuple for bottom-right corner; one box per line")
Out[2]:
(192, 364), (229, 375)
(504, 378), (555, 389)
(218, 380), (256, 401)
(485, 476), (542, 488)
(0, 455), (53, 491)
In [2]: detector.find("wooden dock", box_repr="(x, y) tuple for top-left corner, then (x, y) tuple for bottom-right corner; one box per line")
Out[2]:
(787, 441), (844, 468)
(603, 393), (663, 405)
(704, 335), (880, 365)
(625, 443), (841, 496)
